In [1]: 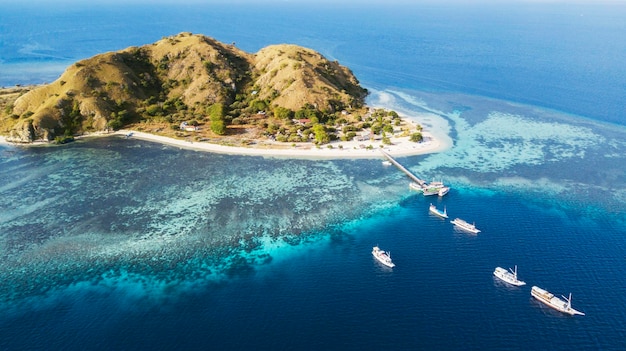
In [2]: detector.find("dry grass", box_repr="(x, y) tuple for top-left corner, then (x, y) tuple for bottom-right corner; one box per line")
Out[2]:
(0, 32), (367, 142)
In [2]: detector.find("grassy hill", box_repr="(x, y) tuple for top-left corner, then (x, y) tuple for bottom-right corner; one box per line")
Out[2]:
(0, 32), (368, 143)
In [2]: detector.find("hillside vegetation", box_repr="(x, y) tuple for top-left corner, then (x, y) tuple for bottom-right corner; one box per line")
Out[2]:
(0, 32), (369, 143)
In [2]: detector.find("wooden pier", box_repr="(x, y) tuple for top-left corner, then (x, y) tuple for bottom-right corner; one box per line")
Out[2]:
(379, 149), (426, 186)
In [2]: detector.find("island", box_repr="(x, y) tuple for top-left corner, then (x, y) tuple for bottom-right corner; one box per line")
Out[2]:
(0, 32), (448, 158)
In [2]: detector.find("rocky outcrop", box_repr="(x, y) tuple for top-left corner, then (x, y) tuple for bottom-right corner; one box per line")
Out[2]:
(7, 119), (36, 143)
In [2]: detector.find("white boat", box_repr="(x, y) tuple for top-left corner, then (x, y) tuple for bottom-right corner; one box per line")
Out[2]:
(438, 187), (450, 196)
(422, 187), (439, 196)
(429, 203), (448, 218)
(372, 246), (395, 268)
(531, 286), (585, 316)
(493, 265), (526, 286)
(382, 160), (392, 166)
(450, 218), (481, 233)
(409, 182), (423, 191)
(428, 180), (445, 189)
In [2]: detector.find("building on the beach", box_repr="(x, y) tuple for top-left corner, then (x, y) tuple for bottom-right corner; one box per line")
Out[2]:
(180, 121), (199, 132)
(356, 132), (371, 141)
(293, 118), (311, 126)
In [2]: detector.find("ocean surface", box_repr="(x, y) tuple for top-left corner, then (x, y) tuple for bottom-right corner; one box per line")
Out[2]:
(1, 2), (626, 350)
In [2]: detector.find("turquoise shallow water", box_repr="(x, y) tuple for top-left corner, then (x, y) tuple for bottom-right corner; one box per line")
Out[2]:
(1, 1), (626, 350)
(1, 113), (625, 349)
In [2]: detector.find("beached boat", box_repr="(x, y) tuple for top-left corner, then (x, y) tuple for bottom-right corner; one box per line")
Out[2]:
(409, 182), (423, 192)
(372, 246), (395, 268)
(493, 265), (526, 286)
(450, 218), (481, 233)
(438, 187), (450, 196)
(531, 286), (585, 316)
(429, 203), (448, 218)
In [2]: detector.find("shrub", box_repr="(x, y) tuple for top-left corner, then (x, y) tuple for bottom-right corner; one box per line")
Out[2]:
(312, 124), (330, 144)
(146, 104), (161, 116)
(273, 106), (293, 120)
(54, 135), (75, 144)
(107, 119), (123, 130)
(203, 61), (214, 72)
(4, 103), (14, 115)
(287, 134), (302, 142)
(410, 132), (423, 143)
(371, 124), (382, 135)
(249, 99), (267, 112)
(343, 125), (357, 132)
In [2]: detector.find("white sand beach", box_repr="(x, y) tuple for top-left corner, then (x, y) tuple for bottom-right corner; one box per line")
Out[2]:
(112, 129), (449, 159)
(1, 111), (453, 159)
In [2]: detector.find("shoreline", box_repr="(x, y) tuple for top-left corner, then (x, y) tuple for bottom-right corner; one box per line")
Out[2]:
(113, 128), (449, 159)
(0, 113), (452, 160)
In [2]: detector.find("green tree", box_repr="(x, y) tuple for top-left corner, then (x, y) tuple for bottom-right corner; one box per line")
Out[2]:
(211, 119), (226, 135)
(207, 103), (225, 119)
(208, 103), (227, 135)
(382, 132), (392, 145)
(371, 123), (382, 135)
(107, 118), (123, 130)
(273, 106), (293, 120)
(249, 99), (267, 112)
(410, 132), (423, 143)
(266, 123), (279, 134)
(294, 109), (306, 120)
(312, 123), (330, 144)
(146, 104), (161, 116)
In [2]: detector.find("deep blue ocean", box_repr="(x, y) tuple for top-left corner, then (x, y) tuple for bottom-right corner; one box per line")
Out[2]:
(1, 2), (626, 350)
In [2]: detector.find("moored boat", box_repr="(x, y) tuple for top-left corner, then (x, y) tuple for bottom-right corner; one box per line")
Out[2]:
(428, 180), (445, 189)
(438, 187), (450, 196)
(382, 160), (392, 166)
(429, 203), (448, 218)
(531, 286), (585, 316)
(372, 246), (395, 268)
(493, 265), (526, 286)
(450, 218), (480, 233)
(422, 187), (439, 196)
